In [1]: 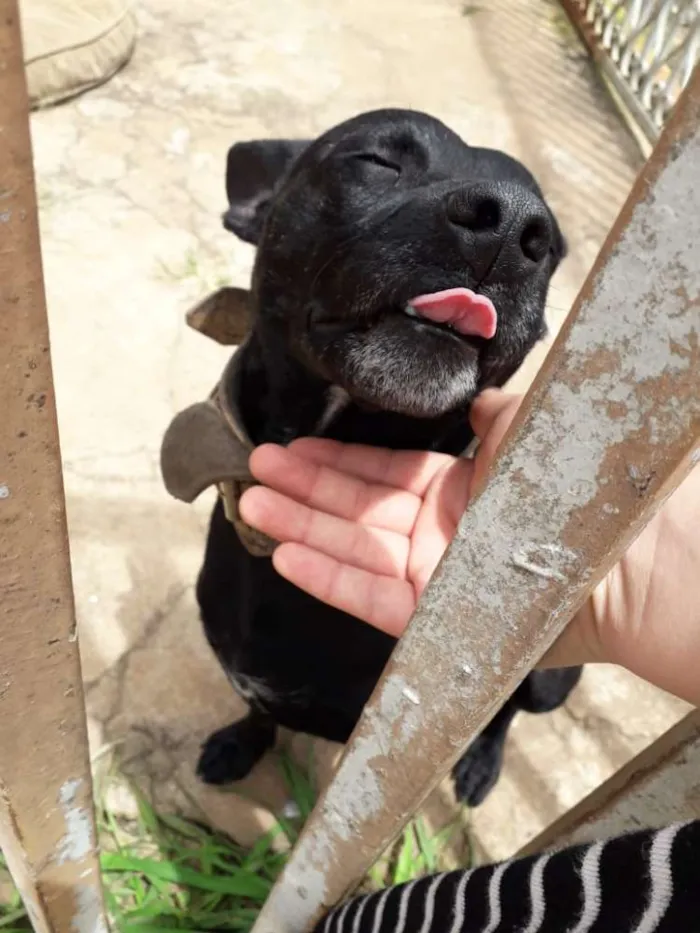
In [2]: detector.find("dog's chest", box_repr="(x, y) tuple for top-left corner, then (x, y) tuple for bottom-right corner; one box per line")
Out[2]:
(226, 667), (311, 710)
(226, 671), (280, 706)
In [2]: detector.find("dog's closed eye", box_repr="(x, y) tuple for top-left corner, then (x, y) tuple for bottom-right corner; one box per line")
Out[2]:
(350, 152), (401, 178)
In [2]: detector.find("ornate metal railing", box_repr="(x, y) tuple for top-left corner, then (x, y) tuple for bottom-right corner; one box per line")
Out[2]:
(561, 0), (700, 144)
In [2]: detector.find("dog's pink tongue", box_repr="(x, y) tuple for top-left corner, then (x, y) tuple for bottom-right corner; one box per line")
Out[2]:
(409, 288), (497, 339)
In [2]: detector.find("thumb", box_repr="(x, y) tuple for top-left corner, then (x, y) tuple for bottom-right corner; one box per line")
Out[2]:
(470, 391), (523, 493)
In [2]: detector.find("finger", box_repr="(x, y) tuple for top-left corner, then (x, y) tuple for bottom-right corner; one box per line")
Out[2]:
(248, 444), (422, 535)
(470, 389), (521, 441)
(240, 485), (410, 578)
(286, 437), (456, 497)
(272, 543), (416, 637)
(470, 394), (524, 494)
(409, 458), (472, 593)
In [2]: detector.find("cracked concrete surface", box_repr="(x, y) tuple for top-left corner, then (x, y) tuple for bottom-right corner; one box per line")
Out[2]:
(32, 0), (689, 862)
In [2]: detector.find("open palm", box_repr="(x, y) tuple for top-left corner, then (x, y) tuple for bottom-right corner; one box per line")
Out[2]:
(240, 392), (518, 637)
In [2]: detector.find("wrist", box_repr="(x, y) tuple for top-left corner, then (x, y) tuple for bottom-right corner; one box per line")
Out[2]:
(538, 596), (607, 670)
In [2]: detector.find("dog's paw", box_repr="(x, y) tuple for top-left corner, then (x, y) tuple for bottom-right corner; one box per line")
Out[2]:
(452, 735), (505, 808)
(196, 721), (270, 785)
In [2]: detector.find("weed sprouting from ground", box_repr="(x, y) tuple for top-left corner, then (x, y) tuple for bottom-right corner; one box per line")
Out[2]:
(0, 752), (464, 932)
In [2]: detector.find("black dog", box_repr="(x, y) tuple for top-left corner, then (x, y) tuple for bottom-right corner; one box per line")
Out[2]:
(193, 109), (582, 807)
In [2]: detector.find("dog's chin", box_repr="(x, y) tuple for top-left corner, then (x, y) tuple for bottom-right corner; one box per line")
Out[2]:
(310, 316), (481, 419)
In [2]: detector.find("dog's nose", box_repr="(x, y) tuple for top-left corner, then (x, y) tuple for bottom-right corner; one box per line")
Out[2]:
(446, 183), (552, 280)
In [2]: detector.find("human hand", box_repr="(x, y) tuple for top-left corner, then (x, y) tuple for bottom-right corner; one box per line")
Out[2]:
(240, 391), (700, 705)
(239, 394), (512, 637)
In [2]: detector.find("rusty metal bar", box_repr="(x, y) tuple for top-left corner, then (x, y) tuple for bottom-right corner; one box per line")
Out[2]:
(519, 710), (700, 857)
(0, 2), (107, 931)
(250, 64), (700, 933)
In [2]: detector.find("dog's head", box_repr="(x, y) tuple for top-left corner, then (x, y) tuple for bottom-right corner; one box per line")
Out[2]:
(224, 109), (566, 419)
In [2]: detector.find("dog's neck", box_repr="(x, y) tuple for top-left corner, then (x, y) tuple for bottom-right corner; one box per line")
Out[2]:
(230, 328), (331, 446)
(233, 326), (473, 455)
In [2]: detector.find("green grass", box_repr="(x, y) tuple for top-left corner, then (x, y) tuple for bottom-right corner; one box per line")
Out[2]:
(0, 880), (28, 933)
(0, 753), (464, 932)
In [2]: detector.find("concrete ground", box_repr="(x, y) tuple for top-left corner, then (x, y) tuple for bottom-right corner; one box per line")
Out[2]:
(33, 0), (688, 864)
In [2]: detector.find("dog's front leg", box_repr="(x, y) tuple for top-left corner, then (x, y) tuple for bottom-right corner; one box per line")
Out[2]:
(197, 709), (277, 785)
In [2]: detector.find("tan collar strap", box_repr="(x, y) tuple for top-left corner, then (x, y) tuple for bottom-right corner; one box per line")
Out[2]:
(160, 341), (277, 558)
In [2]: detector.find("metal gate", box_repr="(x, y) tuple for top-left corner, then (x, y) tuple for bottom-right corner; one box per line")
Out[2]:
(561, 0), (700, 146)
(1, 0), (699, 929)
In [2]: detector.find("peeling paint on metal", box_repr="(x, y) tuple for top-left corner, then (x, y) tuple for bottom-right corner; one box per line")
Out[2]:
(72, 882), (108, 933)
(56, 779), (92, 864)
(256, 673), (425, 932)
(0, 9), (108, 932)
(510, 543), (579, 582)
(402, 686), (420, 705)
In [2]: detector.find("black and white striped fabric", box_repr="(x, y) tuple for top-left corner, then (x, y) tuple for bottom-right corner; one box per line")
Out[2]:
(315, 821), (700, 933)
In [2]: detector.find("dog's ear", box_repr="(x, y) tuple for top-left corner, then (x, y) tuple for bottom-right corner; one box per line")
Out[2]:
(186, 287), (251, 345)
(223, 139), (309, 245)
